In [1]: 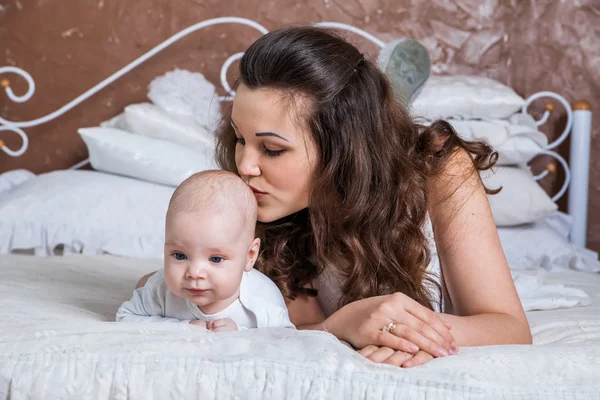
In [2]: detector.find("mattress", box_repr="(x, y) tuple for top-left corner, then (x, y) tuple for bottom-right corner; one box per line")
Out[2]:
(0, 254), (599, 399)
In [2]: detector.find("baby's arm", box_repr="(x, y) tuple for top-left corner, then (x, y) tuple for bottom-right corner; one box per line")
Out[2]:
(273, 308), (295, 329)
(258, 295), (296, 329)
(251, 272), (296, 329)
(116, 283), (190, 324)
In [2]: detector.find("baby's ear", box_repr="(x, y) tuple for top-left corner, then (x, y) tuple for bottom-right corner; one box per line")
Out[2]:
(245, 238), (261, 272)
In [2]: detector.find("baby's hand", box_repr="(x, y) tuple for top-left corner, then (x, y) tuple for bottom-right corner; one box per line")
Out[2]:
(207, 318), (238, 332)
(189, 319), (207, 328)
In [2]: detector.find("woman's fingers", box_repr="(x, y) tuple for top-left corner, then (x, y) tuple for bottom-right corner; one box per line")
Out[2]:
(402, 313), (454, 354)
(403, 301), (456, 353)
(376, 324), (453, 358)
(375, 331), (420, 354)
(388, 323), (449, 358)
(359, 346), (413, 367)
(383, 350), (414, 367)
(365, 347), (395, 364)
(442, 318), (452, 330)
(402, 350), (433, 368)
(358, 345), (379, 358)
(359, 345), (415, 367)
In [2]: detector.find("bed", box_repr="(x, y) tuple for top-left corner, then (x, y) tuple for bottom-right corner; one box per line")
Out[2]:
(0, 254), (599, 399)
(1, 17), (599, 399)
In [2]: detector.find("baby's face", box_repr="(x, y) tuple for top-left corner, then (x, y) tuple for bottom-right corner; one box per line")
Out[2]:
(164, 210), (256, 315)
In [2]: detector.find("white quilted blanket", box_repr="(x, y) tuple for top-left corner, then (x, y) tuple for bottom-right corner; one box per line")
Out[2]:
(1, 254), (599, 399)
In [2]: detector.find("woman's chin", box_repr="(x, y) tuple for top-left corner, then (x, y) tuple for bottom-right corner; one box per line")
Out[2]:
(257, 209), (279, 223)
(257, 206), (294, 224)
(257, 206), (309, 224)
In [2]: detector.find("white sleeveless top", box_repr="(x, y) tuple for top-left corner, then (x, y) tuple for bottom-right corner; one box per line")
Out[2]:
(311, 216), (448, 316)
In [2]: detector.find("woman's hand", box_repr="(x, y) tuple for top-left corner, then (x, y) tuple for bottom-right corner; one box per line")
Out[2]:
(327, 292), (457, 358)
(358, 345), (435, 368)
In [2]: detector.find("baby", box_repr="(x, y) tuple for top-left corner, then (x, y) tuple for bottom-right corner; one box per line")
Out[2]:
(116, 170), (294, 331)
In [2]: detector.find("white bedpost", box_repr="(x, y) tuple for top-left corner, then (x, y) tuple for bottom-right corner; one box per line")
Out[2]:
(568, 100), (592, 248)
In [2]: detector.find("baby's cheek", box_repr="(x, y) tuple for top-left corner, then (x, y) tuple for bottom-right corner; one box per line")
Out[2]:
(215, 271), (242, 298)
(164, 268), (182, 296)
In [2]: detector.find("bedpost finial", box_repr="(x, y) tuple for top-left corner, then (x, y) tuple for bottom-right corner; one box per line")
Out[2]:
(545, 102), (554, 112)
(0, 139), (4, 148)
(572, 99), (591, 111)
(0, 79), (9, 88)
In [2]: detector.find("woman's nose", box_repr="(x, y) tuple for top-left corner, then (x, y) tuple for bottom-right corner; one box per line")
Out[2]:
(236, 147), (261, 178)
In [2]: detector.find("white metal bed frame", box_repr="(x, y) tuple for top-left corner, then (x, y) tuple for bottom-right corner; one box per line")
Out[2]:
(0, 17), (593, 248)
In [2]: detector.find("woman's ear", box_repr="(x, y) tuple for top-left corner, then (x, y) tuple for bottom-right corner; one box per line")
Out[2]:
(245, 238), (261, 272)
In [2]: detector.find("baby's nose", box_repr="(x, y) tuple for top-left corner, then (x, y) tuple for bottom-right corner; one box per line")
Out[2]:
(186, 262), (209, 279)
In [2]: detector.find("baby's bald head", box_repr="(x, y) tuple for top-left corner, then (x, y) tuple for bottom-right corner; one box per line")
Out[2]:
(167, 170), (257, 237)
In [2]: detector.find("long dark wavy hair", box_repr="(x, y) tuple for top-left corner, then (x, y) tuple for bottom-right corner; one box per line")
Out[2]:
(216, 26), (498, 310)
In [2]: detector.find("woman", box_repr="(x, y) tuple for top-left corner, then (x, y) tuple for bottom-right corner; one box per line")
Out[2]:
(139, 26), (531, 368)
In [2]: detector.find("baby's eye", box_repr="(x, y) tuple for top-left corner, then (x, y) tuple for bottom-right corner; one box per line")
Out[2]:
(209, 256), (224, 264)
(172, 252), (187, 261)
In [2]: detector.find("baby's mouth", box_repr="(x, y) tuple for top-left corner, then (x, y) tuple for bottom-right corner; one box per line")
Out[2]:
(186, 288), (210, 296)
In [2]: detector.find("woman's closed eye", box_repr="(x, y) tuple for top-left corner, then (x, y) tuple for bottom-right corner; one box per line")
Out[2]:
(172, 252), (187, 261)
(235, 136), (285, 157)
(262, 145), (285, 157)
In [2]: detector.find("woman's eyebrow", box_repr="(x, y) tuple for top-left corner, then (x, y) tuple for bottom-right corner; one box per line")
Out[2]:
(256, 132), (289, 142)
(231, 118), (288, 141)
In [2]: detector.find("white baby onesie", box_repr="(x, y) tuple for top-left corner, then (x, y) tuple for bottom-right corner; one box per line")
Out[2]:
(193, 299), (256, 330)
(116, 269), (295, 330)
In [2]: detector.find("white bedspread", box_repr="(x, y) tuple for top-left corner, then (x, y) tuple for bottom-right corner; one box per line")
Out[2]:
(1, 254), (599, 399)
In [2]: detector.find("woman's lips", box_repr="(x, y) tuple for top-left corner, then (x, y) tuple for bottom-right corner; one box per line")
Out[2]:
(249, 185), (268, 200)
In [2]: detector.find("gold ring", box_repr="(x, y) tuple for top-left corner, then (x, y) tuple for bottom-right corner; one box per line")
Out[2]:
(382, 321), (397, 333)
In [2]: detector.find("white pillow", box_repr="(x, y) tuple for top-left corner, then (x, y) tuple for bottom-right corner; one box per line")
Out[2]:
(124, 103), (216, 154)
(79, 127), (217, 187)
(0, 170), (172, 257)
(499, 212), (600, 273)
(494, 137), (546, 165)
(411, 75), (526, 120)
(0, 169), (36, 195)
(483, 166), (558, 226)
(147, 68), (221, 132)
(446, 114), (548, 165)
(100, 112), (129, 130)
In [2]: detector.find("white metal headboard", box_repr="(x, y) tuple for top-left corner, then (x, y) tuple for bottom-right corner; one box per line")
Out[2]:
(0, 17), (593, 248)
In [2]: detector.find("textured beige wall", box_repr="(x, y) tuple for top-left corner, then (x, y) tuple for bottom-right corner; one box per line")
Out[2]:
(0, 0), (598, 249)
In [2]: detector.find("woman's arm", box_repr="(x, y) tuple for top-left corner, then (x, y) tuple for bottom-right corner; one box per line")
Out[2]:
(428, 149), (532, 346)
(285, 286), (327, 329)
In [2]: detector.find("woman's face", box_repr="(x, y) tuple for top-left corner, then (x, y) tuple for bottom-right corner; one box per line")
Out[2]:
(231, 84), (317, 223)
